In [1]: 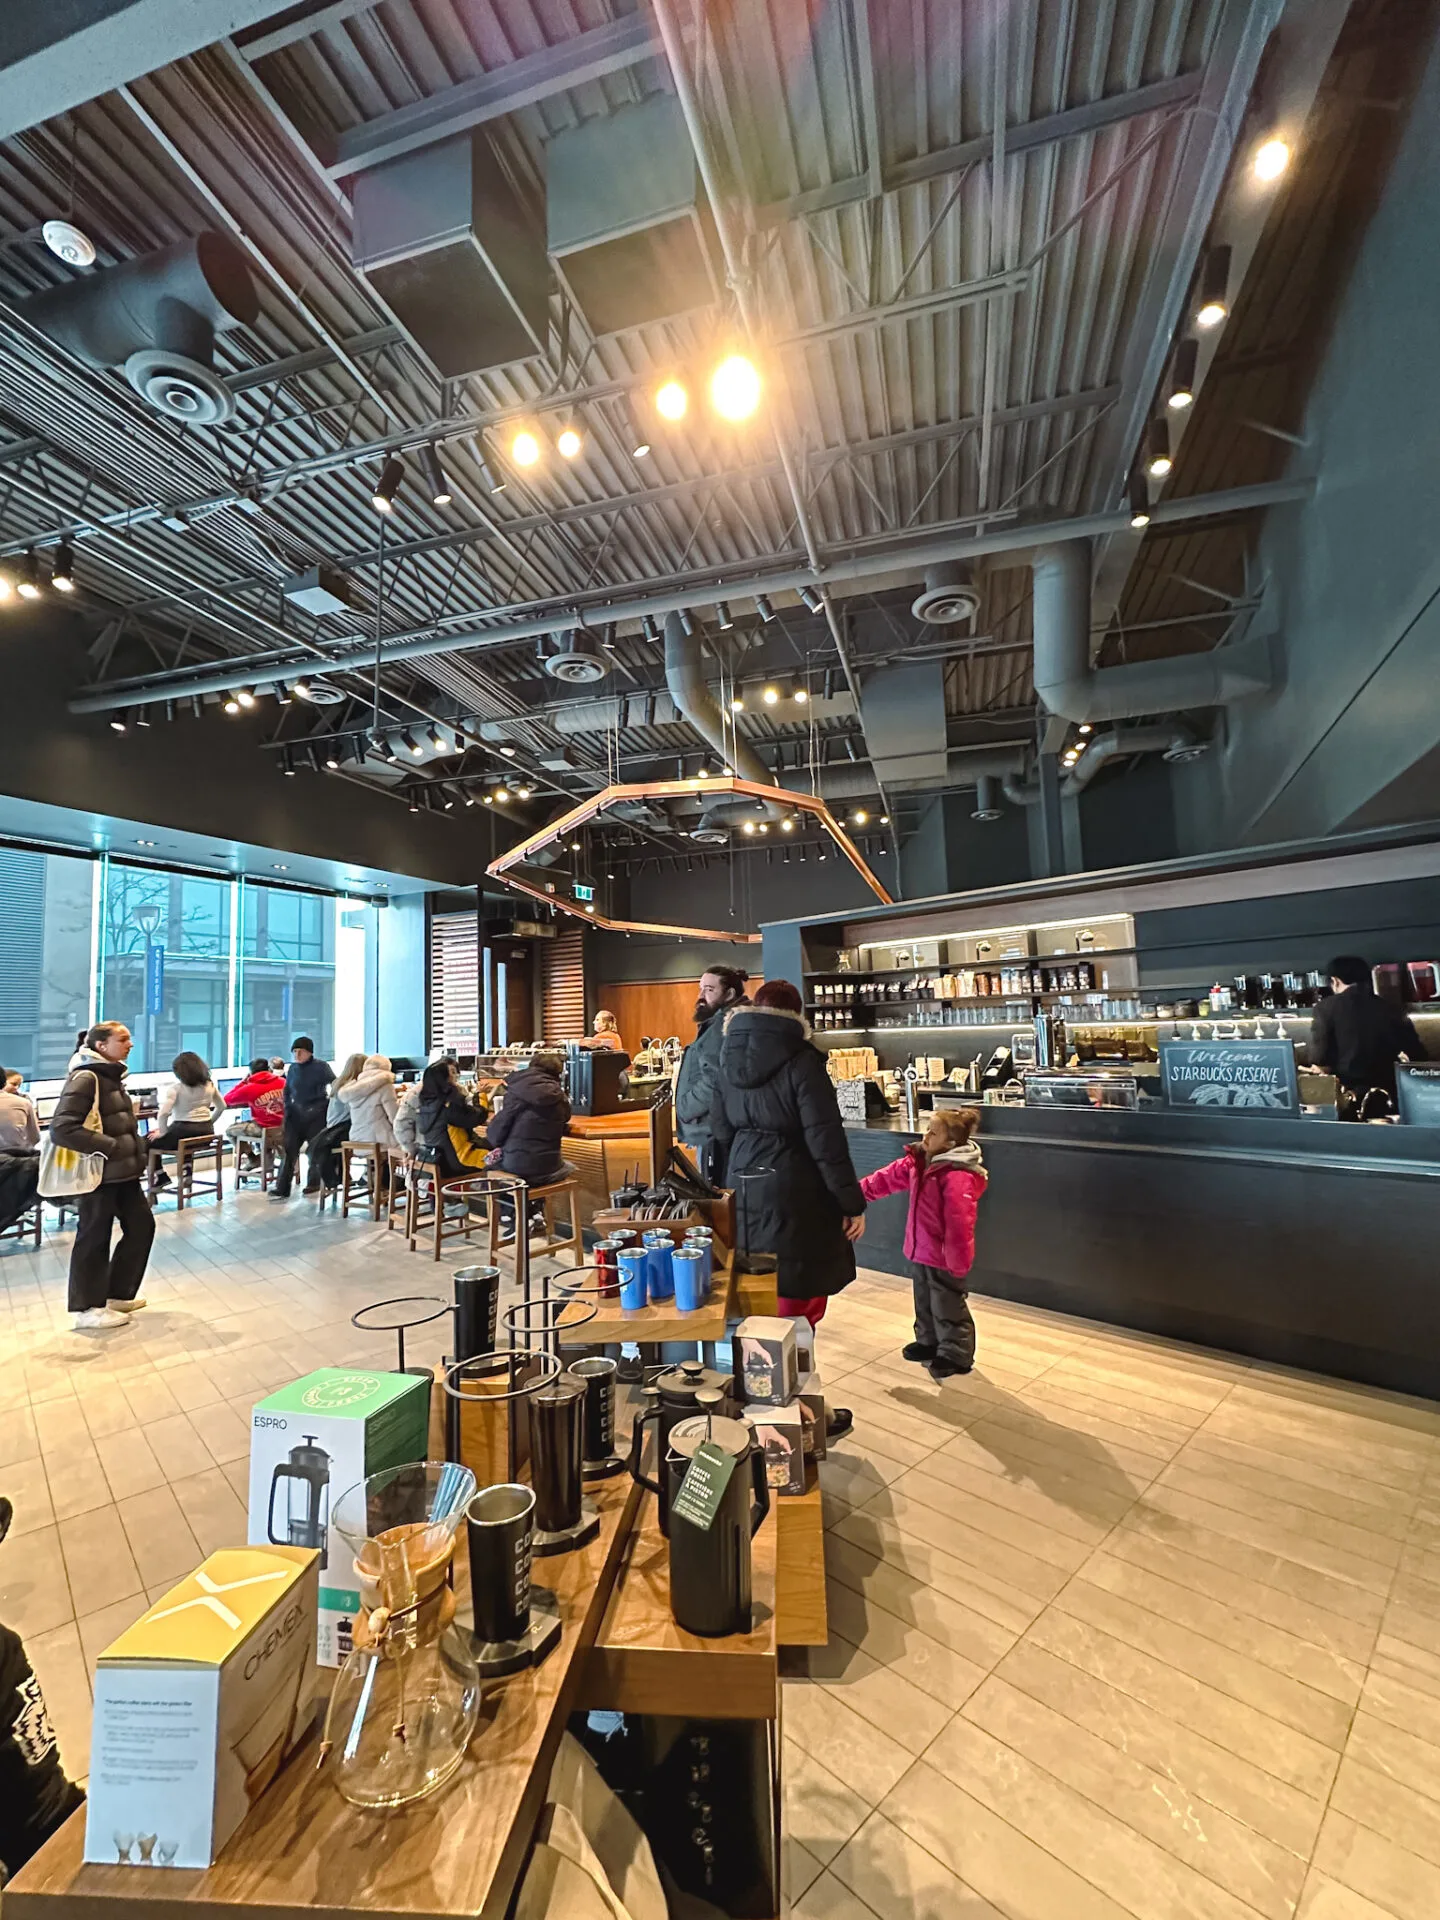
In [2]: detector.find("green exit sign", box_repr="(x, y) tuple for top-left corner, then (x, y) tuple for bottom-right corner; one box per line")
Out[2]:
(573, 883), (595, 902)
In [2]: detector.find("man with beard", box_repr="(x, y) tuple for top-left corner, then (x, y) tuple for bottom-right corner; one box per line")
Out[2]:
(674, 964), (750, 1171)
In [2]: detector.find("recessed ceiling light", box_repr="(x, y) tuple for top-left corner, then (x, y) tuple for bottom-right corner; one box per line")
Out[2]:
(136, 838), (156, 847)
(272, 864), (288, 871)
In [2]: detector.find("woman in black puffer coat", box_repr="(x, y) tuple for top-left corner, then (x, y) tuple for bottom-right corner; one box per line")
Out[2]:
(708, 981), (866, 1304)
(48, 1022), (154, 1330)
(486, 1053), (573, 1186)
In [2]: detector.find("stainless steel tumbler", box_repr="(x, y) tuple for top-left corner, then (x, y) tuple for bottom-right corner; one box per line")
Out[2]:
(466, 1481), (535, 1646)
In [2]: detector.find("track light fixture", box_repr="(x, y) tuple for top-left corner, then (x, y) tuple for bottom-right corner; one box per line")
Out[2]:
(406, 731), (424, 757)
(372, 455), (404, 512)
(135, 711), (151, 728)
(280, 748), (296, 776)
(1195, 245), (1231, 329)
(427, 726), (445, 753)
(476, 447), (505, 494)
(762, 686), (780, 706)
(754, 593), (776, 624)
(17, 552), (41, 599)
(716, 600), (733, 630)
(556, 424), (583, 460)
(1128, 470), (1151, 529)
(1146, 417), (1173, 479)
(419, 443), (452, 507)
(236, 688), (256, 709)
(51, 539), (75, 592)
(642, 614), (661, 643)
(324, 745), (341, 770)
(109, 712), (128, 733)
(515, 784), (532, 799)
(730, 695), (744, 712)
(275, 682), (292, 705)
(1252, 137), (1290, 183)
(493, 786), (509, 803)
(799, 584), (823, 614)
(223, 694), (240, 714)
(793, 687), (809, 704)
(710, 354), (761, 422)
(0, 570), (12, 602)
(678, 608), (697, 637)
(1167, 337), (1198, 411)
(291, 679), (312, 701)
(511, 429), (540, 468)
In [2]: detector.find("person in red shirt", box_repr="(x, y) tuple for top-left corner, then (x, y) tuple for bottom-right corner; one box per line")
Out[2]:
(224, 1058), (286, 1130)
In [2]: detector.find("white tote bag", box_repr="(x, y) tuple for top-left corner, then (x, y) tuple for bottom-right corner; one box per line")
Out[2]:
(38, 1071), (107, 1200)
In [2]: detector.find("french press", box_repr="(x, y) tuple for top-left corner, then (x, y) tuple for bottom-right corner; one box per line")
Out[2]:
(267, 1436), (331, 1567)
(627, 1359), (736, 1536)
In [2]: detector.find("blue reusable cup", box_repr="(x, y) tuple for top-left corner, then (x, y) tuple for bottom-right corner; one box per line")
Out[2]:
(617, 1249), (649, 1311)
(643, 1231), (675, 1301)
(672, 1247), (706, 1313)
(682, 1231), (713, 1293)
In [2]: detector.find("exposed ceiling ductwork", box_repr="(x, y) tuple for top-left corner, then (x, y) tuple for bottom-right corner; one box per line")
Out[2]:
(1002, 725), (1203, 807)
(536, 629), (610, 684)
(1031, 540), (1274, 725)
(662, 609), (783, 829)
(19, 233), (258, 425)
(911, 562), (980, 626)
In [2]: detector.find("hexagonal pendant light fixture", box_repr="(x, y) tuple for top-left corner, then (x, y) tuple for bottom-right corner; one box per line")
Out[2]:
(487, 775), (893, 942)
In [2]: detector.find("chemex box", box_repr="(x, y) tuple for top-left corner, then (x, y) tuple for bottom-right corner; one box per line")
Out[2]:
(745, 1400), (806, 1497)
(247, 1368), (430, 1666)
(735, 1316), (798, 1406)
(84, 1546), (318, 1869)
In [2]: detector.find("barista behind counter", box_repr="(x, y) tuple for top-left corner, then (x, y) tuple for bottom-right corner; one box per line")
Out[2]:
(1309, 955), (1426, 1112)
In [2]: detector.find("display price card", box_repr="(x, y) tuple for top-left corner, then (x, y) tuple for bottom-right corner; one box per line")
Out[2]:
(670, 1440), (736, 1532)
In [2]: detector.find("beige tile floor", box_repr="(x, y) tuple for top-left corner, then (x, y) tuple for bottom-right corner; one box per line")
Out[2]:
(4, 1191), (1440, 1920)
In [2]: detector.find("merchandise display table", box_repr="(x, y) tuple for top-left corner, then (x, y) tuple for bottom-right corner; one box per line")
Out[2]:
(8, 1473), (641, 1920)
(775, 1465), (827, 1647)
(578, 1488), (778, 1721)
(556, 1245), (736, 1346)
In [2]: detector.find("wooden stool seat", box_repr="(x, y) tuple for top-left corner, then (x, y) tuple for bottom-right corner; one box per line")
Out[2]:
(231, 1128), (281, 1193)
(146, 1133), (224, 1209)
(404, 1153), (494, 1260)
(0, 1196), (42, 1248)
(384, 1146), (411, 1233)
(487, 1175), (580, 1274)
(339, 1140), (386, 1221)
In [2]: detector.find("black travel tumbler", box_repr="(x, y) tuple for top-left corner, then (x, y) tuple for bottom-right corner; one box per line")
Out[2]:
(453, 1264), (500, 1362)
(567, 1356), (618, 1466)
(528, 1378), (586, 1534)
(466, 1482), (535, 1646)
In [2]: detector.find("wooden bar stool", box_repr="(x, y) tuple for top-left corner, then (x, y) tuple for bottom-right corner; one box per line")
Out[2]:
(339, 1140), (385, 1220)
(0, 1199), (42, 1248)
(384, 1147), (411, 1233)
(147, 1134), (224, 1209)
(231, 1128), (280, 1193)
(487, 1176), (581, 1275)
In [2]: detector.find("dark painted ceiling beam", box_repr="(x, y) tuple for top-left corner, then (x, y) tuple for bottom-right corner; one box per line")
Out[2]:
(0, 0), (300, 141)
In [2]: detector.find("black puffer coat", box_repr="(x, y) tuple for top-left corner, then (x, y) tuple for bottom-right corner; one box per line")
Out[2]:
(486, 1062), (571, 1185)
(709, 1007), (865, 1297)
(49, 1055), (146, 1184)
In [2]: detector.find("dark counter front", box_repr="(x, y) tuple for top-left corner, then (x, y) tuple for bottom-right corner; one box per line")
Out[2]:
(844, 1109), (1440, 1400)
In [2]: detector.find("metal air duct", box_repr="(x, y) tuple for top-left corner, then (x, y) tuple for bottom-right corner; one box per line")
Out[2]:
(1002, 726), (1202, 805)
(536, 629), (610, 684)
(972, 775), (1003, 821)
(663, 610), (783, 827)
(911, 562), (980, 626)
(1031, 539), (1273, 722)
(20, 233), (259, 424)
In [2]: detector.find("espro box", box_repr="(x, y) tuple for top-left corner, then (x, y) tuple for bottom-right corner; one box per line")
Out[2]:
(247, 1368), (429, 1666)
(735, 1316), (798, 1407)
(745, 1399), (806, 1498)
(84, 1547), (317, 1869)
(795, 1371), (826, 1462)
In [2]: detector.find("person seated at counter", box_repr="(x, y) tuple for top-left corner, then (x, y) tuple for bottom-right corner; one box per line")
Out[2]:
(580, 1009), (625, 1052)
(486, 1051), (575, 1187)
(416, 1058), (489, 1176)
(0, 1066), (40, 1235)
(1310, 955), (1426, 1110)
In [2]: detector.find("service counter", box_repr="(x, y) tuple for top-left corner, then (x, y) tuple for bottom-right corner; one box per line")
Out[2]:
(845, 1107), (1440, 1399)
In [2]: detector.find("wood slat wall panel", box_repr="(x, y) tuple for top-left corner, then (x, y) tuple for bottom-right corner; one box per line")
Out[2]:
(431, 912), (478, 1054)
(542, 925), (586, 1042)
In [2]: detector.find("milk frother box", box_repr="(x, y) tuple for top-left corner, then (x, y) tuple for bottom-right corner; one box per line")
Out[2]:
(247, 1369), (429, 1666)
(734, 1316), (797, 1406)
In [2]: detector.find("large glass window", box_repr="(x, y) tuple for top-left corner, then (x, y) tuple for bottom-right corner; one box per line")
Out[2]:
(98, 864), (232, 1074)
(0, 846), (95, 1078)
(237, 883), (336, 1065)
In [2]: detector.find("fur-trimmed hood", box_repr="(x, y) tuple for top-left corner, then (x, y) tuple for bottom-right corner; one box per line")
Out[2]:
(719, 1003), (815, 1089)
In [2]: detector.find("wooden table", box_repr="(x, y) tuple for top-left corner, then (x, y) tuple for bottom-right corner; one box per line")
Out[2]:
(557, 1249), (737, 1347)
(8, 1474), (641, 1920)
(578, 1490), (778, 1723)
(775, 1465), (827, 1647)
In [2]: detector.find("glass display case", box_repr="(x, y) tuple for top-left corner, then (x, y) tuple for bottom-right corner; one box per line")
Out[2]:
(1024, 1068), (1140, 1110)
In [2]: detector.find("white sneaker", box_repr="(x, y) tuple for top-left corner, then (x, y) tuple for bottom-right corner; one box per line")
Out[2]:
(106, 1296), (147, 1313)
(74, 1307), (131, 1332)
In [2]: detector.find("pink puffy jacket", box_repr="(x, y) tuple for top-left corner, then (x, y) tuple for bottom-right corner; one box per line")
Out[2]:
(859, 1144), (986, 1277)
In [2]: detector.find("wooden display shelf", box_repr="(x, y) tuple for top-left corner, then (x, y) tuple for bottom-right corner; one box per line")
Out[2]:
(558, 1250), (736, 1346)
(577, 1489), (778, 1722)
(9, 1474), (641, 1920)
(775, 1464), (827, 1647)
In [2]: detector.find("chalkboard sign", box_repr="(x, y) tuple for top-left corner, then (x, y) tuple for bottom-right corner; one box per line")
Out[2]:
(1159, 1038), (1299, 1111)
(1397, 1064), (1440, 1127)
(835, 1078), (868, 1124)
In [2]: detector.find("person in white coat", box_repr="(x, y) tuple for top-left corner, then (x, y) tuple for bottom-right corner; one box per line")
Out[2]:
(339, 1055), (399, 1148)
(148, 1052), (222, 1189)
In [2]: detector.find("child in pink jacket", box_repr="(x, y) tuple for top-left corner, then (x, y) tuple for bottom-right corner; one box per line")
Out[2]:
(860, 1107), (987, 1376)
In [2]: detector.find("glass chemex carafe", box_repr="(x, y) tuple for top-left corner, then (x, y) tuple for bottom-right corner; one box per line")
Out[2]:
(320, 1460), (480, 1808)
